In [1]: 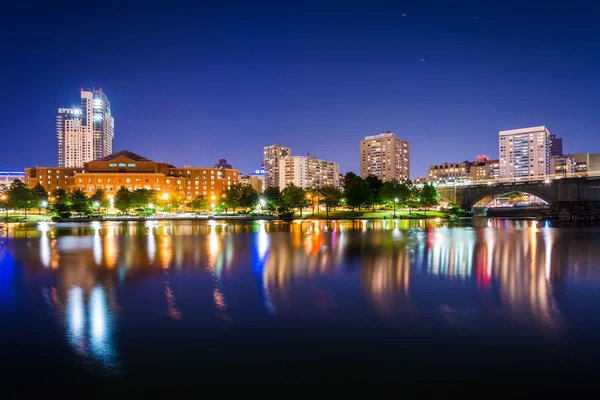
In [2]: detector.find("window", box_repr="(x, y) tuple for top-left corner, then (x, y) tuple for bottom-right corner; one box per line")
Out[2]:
(109, 163), (117, 167)
(166, 179), (170, 184)
(128, 164), (136, 167)
(118, 163), (126, 167)
(126, 178), (131, 183)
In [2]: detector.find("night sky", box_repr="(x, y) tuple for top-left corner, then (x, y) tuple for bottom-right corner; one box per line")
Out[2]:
(2, 1), (599, 178)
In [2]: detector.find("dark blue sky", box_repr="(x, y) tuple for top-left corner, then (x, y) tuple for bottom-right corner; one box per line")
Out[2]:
(1, 1), (599, 177)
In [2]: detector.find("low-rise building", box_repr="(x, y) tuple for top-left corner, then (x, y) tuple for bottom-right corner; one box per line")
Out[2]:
(469, 156), (499, 181)
(550, 156), (575, 176)
(0, 171), (26, 188)
(428, 161), (471, 185)
(238, 174), (265, 193)
(566, 153), (600, 174)
(24, 150), (238, 201)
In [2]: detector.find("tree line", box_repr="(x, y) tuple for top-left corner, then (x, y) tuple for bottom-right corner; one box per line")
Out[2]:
(1, 174), (441, 219)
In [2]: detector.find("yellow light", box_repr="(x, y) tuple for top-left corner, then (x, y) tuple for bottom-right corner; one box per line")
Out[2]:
(211, 195), (216, 200)
(162, 193), (170, 200)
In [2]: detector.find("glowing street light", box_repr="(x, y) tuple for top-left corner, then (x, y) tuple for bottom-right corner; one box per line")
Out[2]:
(93, 201), (100, 214)
(162, 193), (170, 201)
(394, 197), (398, 218)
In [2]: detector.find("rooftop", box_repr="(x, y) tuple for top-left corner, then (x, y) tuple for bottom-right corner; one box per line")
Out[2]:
(93, 150), (154, 163)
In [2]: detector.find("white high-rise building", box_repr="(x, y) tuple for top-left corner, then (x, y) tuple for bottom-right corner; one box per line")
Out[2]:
(499, 126), (551, 181)
(279, 155), (340, 189)
(360, 131), (410, 181)
(263, 144), (291, 188)
(57, 89), (114, 168)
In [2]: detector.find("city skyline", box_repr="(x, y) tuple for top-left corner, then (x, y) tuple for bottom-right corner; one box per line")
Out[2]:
(2, 2), (600, 177)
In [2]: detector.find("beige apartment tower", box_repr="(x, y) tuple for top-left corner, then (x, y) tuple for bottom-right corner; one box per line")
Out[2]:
(263, 144), (291, 188)
(360, 132), (410, 181)
(278, 155), (340, 189)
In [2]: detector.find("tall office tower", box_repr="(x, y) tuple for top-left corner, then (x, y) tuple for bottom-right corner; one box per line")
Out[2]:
(278, 154), (340, 189)
(360, 131), (410, 181)
(263, 144), (291, 188)
(57, 89), (114, 167)
(549, 134), (563, 157)
(499, 126), (551, 180)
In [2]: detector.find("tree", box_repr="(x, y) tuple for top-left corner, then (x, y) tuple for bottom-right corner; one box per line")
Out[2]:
(0, 184), (8, 219)
(89, 188), (109, 213)
(380, 180), (412, 209)
(345, 176), (371, 212)
(221, 184), (243, 213)
(70, 188), (92, 216)
(50, 188), (71, 216)
(365, 175), (383, 211)
(261, 186), (282, 215)
(7, 180), (34, 218)
(31, 183), (48, 212)
(342, 172), (358, 194)
(420, 183), (440, 215)
(405, 183), (421, 214)
(237, 185), (259, 214)
(306, 187), (320, 216)
(319, 185), (343, 217)
(187, 195), (210, 212)
(114, 187), (132, 215)
(131, 189), (157, 213)
(281, 183), (308, 217)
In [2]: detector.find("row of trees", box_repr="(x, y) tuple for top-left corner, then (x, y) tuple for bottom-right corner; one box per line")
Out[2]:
(0, 180), (49, 217)
(341, 173), (440, 215)
(1, 174), (441, 218)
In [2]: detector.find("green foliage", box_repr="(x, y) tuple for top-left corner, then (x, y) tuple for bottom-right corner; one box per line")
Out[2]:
(89, 188), (110, 210)
(131, 189), (156, 211)
(380, 179), (412, 206)
(31, 183), (48, 210)
(6, 179), (35, 216)
(319, 185), (343, 216)
(281, 183), (309, 216)
(50, 188), (71, 216)
(237, 185), (259, 213)
(70, 188), (92, 216)
(220, 184), (260, 214)
(344, 175), (371, 211)
(187, 195), (210, 211)
(114, 187), (133, 215)
(420, 183), (440, 211)
(262, 186), (282, 215)
(365, 174), (383, 210)
(342, 172), (358, 194)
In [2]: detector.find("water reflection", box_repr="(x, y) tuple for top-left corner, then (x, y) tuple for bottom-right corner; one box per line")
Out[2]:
(5, 218), (600, 376)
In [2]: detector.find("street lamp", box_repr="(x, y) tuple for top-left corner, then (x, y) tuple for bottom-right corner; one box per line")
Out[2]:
(394, 197), (398, 218)
(259, 198), (266, 214)
(94, 201), (100, 214)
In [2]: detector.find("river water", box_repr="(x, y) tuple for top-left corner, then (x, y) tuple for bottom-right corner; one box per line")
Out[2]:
(2, 219), (600, 392)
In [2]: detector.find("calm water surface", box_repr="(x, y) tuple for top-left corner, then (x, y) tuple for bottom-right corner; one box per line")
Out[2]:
(2, 219), (600, 392)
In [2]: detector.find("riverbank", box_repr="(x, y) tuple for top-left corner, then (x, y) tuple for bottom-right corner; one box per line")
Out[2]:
(1, 210), (451, 223)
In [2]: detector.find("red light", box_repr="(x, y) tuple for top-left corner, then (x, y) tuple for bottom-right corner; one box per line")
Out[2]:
(80, 88), (84, 92)
(99, 88), (103, 91)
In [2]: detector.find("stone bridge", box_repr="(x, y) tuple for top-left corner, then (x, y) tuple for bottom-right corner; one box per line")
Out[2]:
(437, 176), (600, 211)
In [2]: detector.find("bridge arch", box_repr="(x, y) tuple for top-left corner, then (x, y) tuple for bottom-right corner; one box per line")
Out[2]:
(464, 185), (555, 209)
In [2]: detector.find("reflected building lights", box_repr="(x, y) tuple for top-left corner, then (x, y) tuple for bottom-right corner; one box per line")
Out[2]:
(66, 286), (85, 354)
(38, 222), (51, 268)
